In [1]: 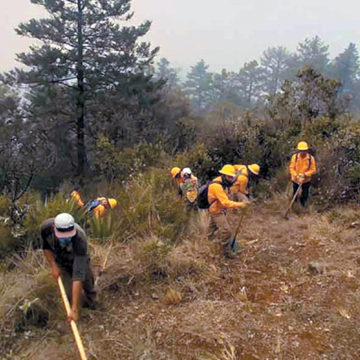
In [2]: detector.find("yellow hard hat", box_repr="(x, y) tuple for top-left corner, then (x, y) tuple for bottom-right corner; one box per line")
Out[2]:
(248, 164), (260, 175)
(297, 141), (309, 150)
(219, 164), (236, 177)
(108, 198), (117, 209)
(170, 167), (181, 178)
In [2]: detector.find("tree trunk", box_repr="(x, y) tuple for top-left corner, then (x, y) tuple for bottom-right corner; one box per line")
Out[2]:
(76, 0), (87, 176)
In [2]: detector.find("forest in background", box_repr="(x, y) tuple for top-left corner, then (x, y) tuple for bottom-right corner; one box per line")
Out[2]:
(0, 0), (359, 195)
(0, 0), (358, 242)
(1, 1), (360, 359)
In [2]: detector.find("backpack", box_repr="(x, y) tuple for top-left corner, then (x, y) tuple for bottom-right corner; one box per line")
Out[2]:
(83, 199), (101, 214)
(197, 181), (223, 209)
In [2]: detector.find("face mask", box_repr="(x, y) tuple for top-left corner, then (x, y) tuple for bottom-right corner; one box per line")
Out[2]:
(58, 237), (72, 248)
(222, 175), (235, 187)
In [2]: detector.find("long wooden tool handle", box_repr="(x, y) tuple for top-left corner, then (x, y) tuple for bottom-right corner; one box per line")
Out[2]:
(284, 183), (302, 218)
(57, 277), (88, 360)
(230, 214), (245, 247)
(234, 214), (244, 238)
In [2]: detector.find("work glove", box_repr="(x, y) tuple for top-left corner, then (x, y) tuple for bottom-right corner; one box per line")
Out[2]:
(297, 173), (305, 183)
(237, 201), (249, 209)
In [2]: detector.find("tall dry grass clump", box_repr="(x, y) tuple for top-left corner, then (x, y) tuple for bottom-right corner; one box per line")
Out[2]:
(0, 249), (60, 352)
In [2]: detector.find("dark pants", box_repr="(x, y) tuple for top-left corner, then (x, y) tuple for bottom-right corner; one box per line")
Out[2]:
(292, 181), (311, 207)
(60, 263), (97, 308)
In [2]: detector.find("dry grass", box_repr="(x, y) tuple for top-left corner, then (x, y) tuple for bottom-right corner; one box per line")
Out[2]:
(2, 200), (360, 359)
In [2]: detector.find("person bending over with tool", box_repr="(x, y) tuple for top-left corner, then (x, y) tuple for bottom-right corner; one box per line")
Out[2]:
(207, 165), (249, 258)
(289, 141), (317, 207)
(86, 197), (117, 219)
(41, 213), (97, 322)
(231, 163), (260, 201)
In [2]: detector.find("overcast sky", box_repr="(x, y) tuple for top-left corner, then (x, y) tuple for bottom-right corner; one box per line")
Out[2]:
(1, 0), (360, 73)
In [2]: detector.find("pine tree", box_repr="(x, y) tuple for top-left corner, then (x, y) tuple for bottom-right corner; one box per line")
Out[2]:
(185, 59), (213, 112)
(154, 57), (179, 89)
(332, 43), (359, 94)
(237, 60), (264, 108)
(261, 46), (297, 96)
(297, 36), (329, 74)
(4, 0), (159, 176)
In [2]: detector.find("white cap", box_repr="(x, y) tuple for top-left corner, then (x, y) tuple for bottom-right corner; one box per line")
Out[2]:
(182, 167), (192, 175)
(54, 213), (76, 238)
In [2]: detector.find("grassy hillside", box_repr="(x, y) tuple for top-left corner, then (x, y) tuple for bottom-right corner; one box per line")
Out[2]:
(1, 193), (359, 359)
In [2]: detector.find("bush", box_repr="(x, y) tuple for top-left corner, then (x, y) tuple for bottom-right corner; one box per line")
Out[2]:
(0, 224), (21, 258)
(23, 193), (87, 248)
(0, 251), (60, 349)
(134, 236), (172, 280)
(94, 135), (169, 183)
(111, 168), (191, 243)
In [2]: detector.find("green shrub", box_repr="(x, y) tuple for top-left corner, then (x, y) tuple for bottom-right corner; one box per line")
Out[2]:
(23, 193), (86, 248)
(94, 135), (169, 183)
(88, 214), (117, 243)
(0, 195), (11, 217)
(136, 236), (172, 280)
(0, 224), (21, 258)
(108, 168), (191, 244)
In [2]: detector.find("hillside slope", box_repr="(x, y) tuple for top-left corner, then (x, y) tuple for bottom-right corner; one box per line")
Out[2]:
(2, 200), (360, 360)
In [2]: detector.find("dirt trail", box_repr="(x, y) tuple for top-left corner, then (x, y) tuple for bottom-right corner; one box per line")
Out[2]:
(5, 203), (360, 360)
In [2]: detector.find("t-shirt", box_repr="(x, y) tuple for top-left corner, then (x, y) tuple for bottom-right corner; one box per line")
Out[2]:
(40, 218), (89, 281)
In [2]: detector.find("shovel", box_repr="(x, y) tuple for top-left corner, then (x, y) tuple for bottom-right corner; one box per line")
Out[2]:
(229, 214), (245, 251)
(57, 277), (88, 360)
(284, 183), (302, 219)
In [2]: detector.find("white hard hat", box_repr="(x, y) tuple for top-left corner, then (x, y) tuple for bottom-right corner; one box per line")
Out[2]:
(54, 213), (76, 238)
(182, 167), (192, 175)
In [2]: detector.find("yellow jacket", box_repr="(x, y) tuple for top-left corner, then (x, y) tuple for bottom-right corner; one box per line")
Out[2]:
(93, 204), (107, 219)
(289, 153), (316, 184)
(92, 197), (110, 219)
(70, 190), (84, 208)
(234, 165), (248, 175)
(208, 176), (246, 214)
(231, 165), (249, 195)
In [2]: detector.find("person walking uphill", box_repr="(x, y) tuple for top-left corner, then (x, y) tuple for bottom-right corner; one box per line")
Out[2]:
(41, 213), (96, 322)
(289, 141), (317, 207)
(208, 164), (249, 258)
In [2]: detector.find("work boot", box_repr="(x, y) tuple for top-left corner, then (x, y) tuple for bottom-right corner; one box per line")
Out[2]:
(82, 289), (98, 310)
(82, 297), (98, 310)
